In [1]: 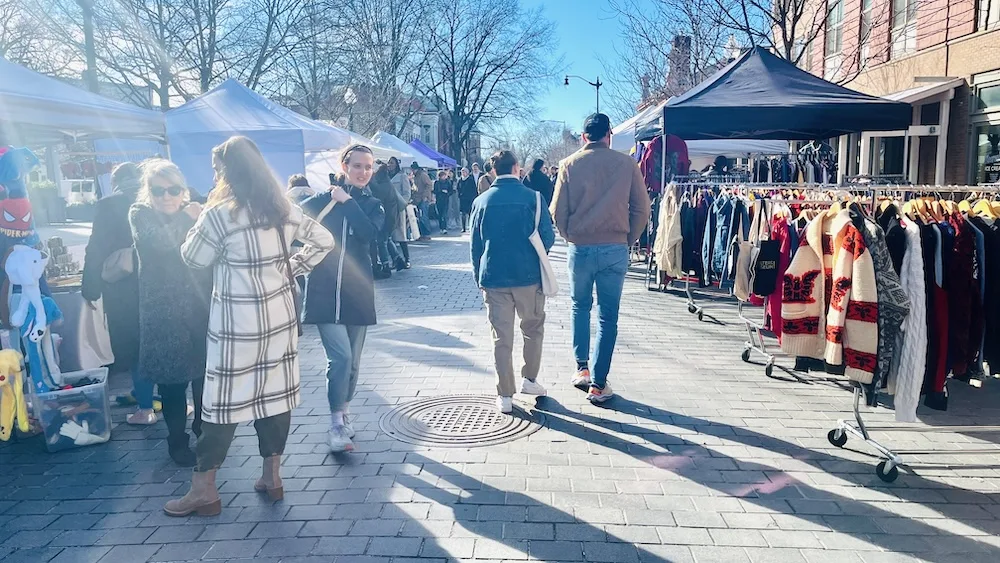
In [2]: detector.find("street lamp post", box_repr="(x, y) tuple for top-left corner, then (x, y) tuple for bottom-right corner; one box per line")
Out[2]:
(564, 75), (603, 113)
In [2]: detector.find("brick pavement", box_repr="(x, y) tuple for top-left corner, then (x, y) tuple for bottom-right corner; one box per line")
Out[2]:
(4, 234), (1000, 562)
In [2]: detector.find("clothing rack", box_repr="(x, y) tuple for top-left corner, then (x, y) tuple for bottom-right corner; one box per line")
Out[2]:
(643, 191), (705, 321)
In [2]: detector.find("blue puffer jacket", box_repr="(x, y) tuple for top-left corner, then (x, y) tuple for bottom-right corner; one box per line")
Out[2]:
(470, 176), (555, 289)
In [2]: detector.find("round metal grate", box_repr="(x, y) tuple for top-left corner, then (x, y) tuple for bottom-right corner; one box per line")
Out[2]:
(379, 395), (545, 447)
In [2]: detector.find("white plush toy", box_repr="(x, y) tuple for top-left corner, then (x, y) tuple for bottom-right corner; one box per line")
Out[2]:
(6, 245), (48, 341)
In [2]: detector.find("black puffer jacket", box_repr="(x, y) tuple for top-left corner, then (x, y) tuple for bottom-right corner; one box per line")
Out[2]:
(301, 186), (385, 326)
(369, 171), (399, 239)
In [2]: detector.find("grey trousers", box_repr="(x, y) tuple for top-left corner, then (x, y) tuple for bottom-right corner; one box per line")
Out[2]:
(483, 284), (546, 397)
(196, 411), (291, 472)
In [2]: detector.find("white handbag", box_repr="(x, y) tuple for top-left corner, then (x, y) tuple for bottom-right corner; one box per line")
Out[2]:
(529, 191), (559, 297)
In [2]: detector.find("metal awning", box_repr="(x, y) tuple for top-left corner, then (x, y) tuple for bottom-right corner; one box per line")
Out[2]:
(883, 78), (965, 104)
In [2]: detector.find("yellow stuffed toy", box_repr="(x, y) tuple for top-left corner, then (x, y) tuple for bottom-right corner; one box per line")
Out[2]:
(0, 349), (29, 441)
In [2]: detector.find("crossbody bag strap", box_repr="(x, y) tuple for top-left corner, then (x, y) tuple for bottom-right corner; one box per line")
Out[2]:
(315, 197), (338, 225)
(275, 224), (303, 336)
(534, 191), (541, 232)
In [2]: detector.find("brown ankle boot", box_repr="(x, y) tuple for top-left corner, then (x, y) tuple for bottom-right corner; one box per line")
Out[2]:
(164, 469), (222, 517)
(253, 455), (284, 501)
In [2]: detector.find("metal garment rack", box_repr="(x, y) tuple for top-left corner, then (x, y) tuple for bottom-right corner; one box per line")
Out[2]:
(643, 191), (705, 320)
(824, 185), (1000, 482)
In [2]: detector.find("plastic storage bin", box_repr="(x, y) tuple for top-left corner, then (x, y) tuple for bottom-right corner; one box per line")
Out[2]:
(31, 367), (111, 452)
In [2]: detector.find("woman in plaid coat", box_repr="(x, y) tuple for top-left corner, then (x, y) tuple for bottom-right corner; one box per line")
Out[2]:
(165, 136), (334, 518)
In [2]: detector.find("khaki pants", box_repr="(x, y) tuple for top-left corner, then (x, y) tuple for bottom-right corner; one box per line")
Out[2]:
(483, 284), (546, 397)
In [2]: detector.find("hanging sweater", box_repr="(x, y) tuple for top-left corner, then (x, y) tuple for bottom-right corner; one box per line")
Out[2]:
(653, 187), (684, 278)
(889, 221), (926, 422)
(780, 210), (879, 384)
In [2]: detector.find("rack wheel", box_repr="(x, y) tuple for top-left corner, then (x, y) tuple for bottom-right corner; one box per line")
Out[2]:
(687, 304), (696, 314)
(741, 349), (751, 362)
(764, 363), (773, 377)
(876, 461), (899, 483)
(827, 429), (848, 448)
(697, 311), (704, 321)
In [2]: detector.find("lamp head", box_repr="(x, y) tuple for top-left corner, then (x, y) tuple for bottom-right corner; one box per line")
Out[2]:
(563, 76), (569, 86)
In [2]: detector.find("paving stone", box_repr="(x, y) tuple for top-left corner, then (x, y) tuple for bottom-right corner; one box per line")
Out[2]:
(48, 546), (112, 563)
(202, 539), (265, 559)
(98, 544), (159, 562)
(149, 542), (213, 561)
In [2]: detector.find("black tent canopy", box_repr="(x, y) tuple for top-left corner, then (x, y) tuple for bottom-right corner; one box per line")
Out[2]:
(636, 47), (912, 141)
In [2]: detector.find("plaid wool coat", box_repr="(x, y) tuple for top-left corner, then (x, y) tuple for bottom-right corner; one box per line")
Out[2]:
(181, 203), (334, 424)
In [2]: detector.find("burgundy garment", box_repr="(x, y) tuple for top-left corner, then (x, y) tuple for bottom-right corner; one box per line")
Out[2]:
(765, 217), (793, 341)
(664, 135), (690, 176)
(640, 136), (663, 194)
(946, 214), (978, 377)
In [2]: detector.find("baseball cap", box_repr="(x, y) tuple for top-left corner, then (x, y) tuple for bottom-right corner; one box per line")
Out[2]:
(583, 113), (611, 140)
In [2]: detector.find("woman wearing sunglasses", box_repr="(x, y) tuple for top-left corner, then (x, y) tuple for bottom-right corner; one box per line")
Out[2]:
(128, 159), (213, 466)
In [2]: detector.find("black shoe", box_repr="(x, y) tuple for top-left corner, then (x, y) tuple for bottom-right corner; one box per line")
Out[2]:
(168, 435), (197, 467)
(374, 265), (392, 280)
(395, 257), (407, 272)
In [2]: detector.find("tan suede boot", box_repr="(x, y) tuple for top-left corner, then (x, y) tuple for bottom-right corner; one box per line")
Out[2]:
(253, 455), (284, 501)
(163, 469), (222, 517)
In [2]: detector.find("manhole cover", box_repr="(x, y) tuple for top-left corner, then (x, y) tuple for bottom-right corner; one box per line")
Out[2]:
(379, 395), (545, 447)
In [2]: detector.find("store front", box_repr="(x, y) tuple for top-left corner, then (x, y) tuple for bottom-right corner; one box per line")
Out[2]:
(971, 70), (1000, 184)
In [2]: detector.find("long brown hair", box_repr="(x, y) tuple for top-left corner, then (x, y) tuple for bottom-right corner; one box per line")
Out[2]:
(207, 136), (290, 228)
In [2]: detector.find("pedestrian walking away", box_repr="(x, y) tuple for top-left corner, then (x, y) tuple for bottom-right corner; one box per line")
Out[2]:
(301, 144), (385, 454)
(524, 158), (555, 206)
(478, 161), (496, 195)
(128, 159), (212, 467)
(458, 166), (477, 232)
(164, 135), (334, 517)
(433, 169), (453, 234)
(412, 163), (434, 240)
(471, 150), (555, 413)
(551, 112), (651, 403)
(369, 163), (404, 277)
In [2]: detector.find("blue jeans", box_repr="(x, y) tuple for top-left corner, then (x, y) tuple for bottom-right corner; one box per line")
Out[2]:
(131, 366), (155, 410)
(568, 243), (629, 389)
(417, 201), (432, 236)
(317, 324), (368, 413)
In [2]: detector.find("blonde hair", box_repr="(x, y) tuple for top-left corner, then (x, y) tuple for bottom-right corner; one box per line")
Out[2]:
(135, 158), (190, 207)
(207, 136), (290, 228)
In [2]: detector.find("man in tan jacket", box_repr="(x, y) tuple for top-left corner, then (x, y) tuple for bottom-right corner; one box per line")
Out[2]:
(477, 161), (495, 195)
(550, 113), (651, 403)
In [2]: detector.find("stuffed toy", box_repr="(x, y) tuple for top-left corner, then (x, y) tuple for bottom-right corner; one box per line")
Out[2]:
(20, 295), (62, 394)
(0, 147), (41, 248)
(0, 349), (29, 441)
(6, 245), (49, 340)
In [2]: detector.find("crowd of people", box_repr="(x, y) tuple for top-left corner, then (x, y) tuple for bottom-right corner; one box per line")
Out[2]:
(77, 112), (643, 519)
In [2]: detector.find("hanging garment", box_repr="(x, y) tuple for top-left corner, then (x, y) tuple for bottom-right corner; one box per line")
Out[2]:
(877, 206), (907, 275)
(653, 188), (684, 278)
(764, 217), (794, 342)
(969, 216), (1000, 375)
(920, 224), (949, 411)
(680, 198), (699, 277)
(851, 208), (909, 402)
(780, 210), (879, 383)
(964, 218), (987, 377)
(944, 215), (977, 378)
(889, 221), (927, 422)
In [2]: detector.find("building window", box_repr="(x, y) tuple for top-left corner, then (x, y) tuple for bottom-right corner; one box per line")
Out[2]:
(892, 0), (917, 58)
(825, 0), (844, 80)
(981, 0), (1000, 31)
(860, 0), (873, 63)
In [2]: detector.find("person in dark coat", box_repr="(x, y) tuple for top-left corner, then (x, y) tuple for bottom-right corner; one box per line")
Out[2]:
(457, 167), (477, 233)
(525, 158), (554, 205)
(369, 164), (404, 275)
(128, 159), (213, 467)
(433, 170), (453, 234)
(301, 144), (385, 454)
(81, 162), (153, 423)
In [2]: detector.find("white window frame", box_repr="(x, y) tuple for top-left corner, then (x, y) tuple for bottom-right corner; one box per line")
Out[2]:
(892, 0), (918, 58)
(980, 0), (1000, 31)
(860, 0), (874, 63)
(825, 0), (845, 80)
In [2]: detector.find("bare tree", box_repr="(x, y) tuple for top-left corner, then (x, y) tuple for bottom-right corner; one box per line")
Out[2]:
(175, 0), (234, 96)
(602, 0), (729, 121)
(227, 0), (308, 90)
(420, 0), (559, 161)
(0, 0), (76, 75)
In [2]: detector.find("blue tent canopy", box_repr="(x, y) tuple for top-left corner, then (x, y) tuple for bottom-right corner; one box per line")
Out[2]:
(166, 79), (352, 192)
(636, 47), (912, 141)
(409, 139), (457, 168)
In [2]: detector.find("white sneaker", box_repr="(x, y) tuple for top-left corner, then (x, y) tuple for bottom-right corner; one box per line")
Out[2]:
(342, 417), (356, 439)
(126, 408), (157, 426)
(328, 425), (354, 452)
(571, 368), (592, 387)
(496, 396), (513, 414)
(587, 384), (614, 403)
(520, 379), (547, 396)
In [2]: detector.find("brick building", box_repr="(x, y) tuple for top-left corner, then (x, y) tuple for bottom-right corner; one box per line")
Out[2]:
(802, 0), (1000, 184)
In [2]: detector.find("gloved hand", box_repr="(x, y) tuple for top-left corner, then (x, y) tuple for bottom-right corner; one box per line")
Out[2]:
(59, 420), (105, 446)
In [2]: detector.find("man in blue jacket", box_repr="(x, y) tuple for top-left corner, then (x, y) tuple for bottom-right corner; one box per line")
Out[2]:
(470, 150), (555, 413)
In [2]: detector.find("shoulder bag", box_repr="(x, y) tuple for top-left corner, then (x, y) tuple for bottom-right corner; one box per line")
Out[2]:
(101, 247), (135, 283)
(276, 225), (303, 337)
(529, 191), (559, 297)
(749, 201), (781, 297)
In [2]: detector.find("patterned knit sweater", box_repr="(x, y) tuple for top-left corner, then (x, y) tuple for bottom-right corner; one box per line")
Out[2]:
(780, 210), (880, 384)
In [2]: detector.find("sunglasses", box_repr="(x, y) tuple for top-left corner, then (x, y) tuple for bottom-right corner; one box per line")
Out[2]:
(151, 186), (185, 198)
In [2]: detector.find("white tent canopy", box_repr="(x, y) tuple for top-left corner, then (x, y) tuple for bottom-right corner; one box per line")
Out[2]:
(611, 101), (787, 161)
(0, 57), (165, 143)
(166, 79), (353, 192)
(372, 131), (437, 169)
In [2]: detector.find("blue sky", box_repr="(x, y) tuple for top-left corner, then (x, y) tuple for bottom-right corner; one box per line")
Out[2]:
(521, 0), (626, 132)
